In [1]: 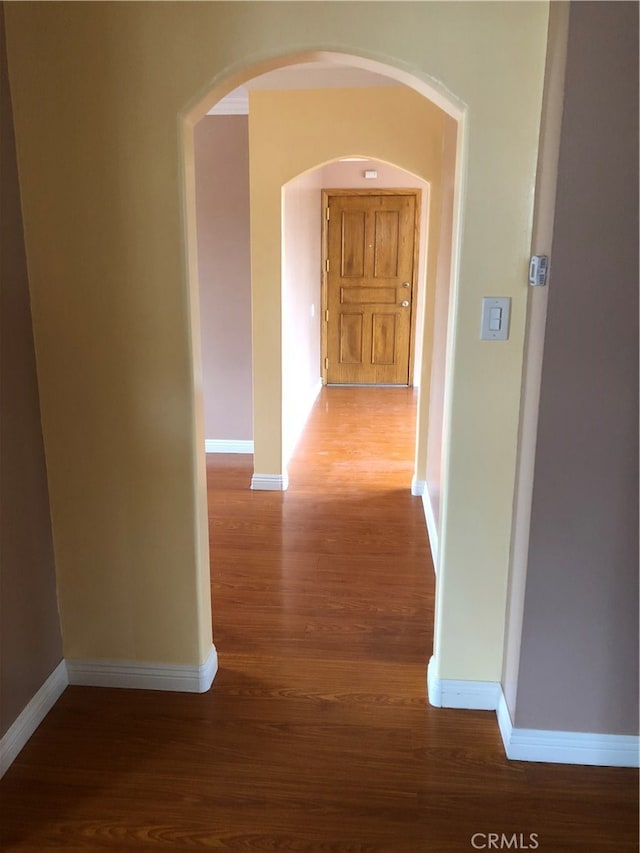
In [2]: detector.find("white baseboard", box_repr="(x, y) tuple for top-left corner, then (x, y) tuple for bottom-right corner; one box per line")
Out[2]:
(411, 477), (426, 497)
(427, 657), (500, 710)
(205, 439), (253, 454)
(251, 472), (289, 491)
(66, 644), (218, 694)
(421, 485), (439, 571)
(0, 660), (68, 780)
(427, 663), (639, 766)
(497, 689), (640, 767)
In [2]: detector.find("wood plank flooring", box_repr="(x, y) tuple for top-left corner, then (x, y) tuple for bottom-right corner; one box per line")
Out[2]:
(0, 387), (637, 850)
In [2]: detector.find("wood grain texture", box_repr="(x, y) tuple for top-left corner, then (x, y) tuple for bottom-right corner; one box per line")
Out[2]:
(0, 388), (637, 851)
(326, 194), (416, 385)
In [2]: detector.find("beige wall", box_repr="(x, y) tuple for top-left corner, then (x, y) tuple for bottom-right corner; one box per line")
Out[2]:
(4, 2), (549, 681)
(0, 4), (63, 737)
(195, 116), (253, 443)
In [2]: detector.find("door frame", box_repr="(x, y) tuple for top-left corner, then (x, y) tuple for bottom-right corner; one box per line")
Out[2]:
(321, 188), (422, 386)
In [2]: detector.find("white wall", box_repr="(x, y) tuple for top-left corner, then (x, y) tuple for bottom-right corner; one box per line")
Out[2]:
(282, 169), (324, 464)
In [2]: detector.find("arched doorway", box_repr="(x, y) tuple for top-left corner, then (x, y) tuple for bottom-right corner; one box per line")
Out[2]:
(281, 157), (431, 467)
(183, 51), (461, 695)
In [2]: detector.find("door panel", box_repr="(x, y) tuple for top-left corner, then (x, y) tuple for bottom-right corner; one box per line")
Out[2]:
(371, 313), (397, 365)
(339, 313), (364, 364)
(326, 193), (417, 385)
(341, 211), (366, 277)
(373, 210), (400, 278)
(341, 286), (396, 304)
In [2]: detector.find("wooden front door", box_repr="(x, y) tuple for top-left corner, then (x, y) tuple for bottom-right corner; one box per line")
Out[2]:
(323, 191), (418, 385)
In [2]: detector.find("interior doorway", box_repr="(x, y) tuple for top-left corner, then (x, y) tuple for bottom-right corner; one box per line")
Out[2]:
(184, 49), (461, 695)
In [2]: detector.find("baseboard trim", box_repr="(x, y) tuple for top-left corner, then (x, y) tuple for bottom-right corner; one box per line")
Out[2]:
(0, 660), (68, 779)
(411, 477), (426, 497)
(497, 689), (640, 767)
(66, 644), (218, 694)
(251, 472), (289, 491)
(421, 486), (439, 571)
(427, 657), (500, 710)
(205, 439), (253, 454)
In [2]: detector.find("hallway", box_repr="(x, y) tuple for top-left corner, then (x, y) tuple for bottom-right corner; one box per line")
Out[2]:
(0, 388), (637, 850)
(210, 386), (432, 668)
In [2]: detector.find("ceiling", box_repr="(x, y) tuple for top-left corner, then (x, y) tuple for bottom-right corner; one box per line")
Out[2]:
(207, 61), (403, 116)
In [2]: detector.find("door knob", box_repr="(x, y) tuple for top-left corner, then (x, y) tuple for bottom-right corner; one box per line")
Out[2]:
(401, 300), (410, 308)
(402, 281), (411, 288)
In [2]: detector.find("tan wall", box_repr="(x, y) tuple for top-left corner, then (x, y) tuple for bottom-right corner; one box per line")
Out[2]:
(4, 2), (549, 679)
(195, 116), (253, 443)
(0, 4), (63, 736)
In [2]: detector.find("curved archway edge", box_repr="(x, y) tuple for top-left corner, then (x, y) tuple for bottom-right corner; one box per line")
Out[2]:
(181, 50), (466, 125)
(181, 51), (464, 691)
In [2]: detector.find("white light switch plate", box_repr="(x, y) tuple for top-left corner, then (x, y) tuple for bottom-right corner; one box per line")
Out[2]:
(481, 297), (511, 341)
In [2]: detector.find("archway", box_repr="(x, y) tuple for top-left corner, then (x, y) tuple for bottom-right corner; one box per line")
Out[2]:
(182, 51), (462, 695)
(281, 156), (432, 466)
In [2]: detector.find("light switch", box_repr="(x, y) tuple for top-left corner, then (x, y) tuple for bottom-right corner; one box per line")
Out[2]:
(481, 297), (511, 341)
(489, 307), (502, 331)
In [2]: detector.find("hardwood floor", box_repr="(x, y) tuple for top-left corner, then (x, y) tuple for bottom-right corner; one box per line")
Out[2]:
(0, 387), (637, 850)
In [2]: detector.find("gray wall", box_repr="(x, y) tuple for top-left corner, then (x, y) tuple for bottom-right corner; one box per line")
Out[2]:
(195, 115), (253, 442)
(515, 1), (639, 734)
(0, 5), (64, 738)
